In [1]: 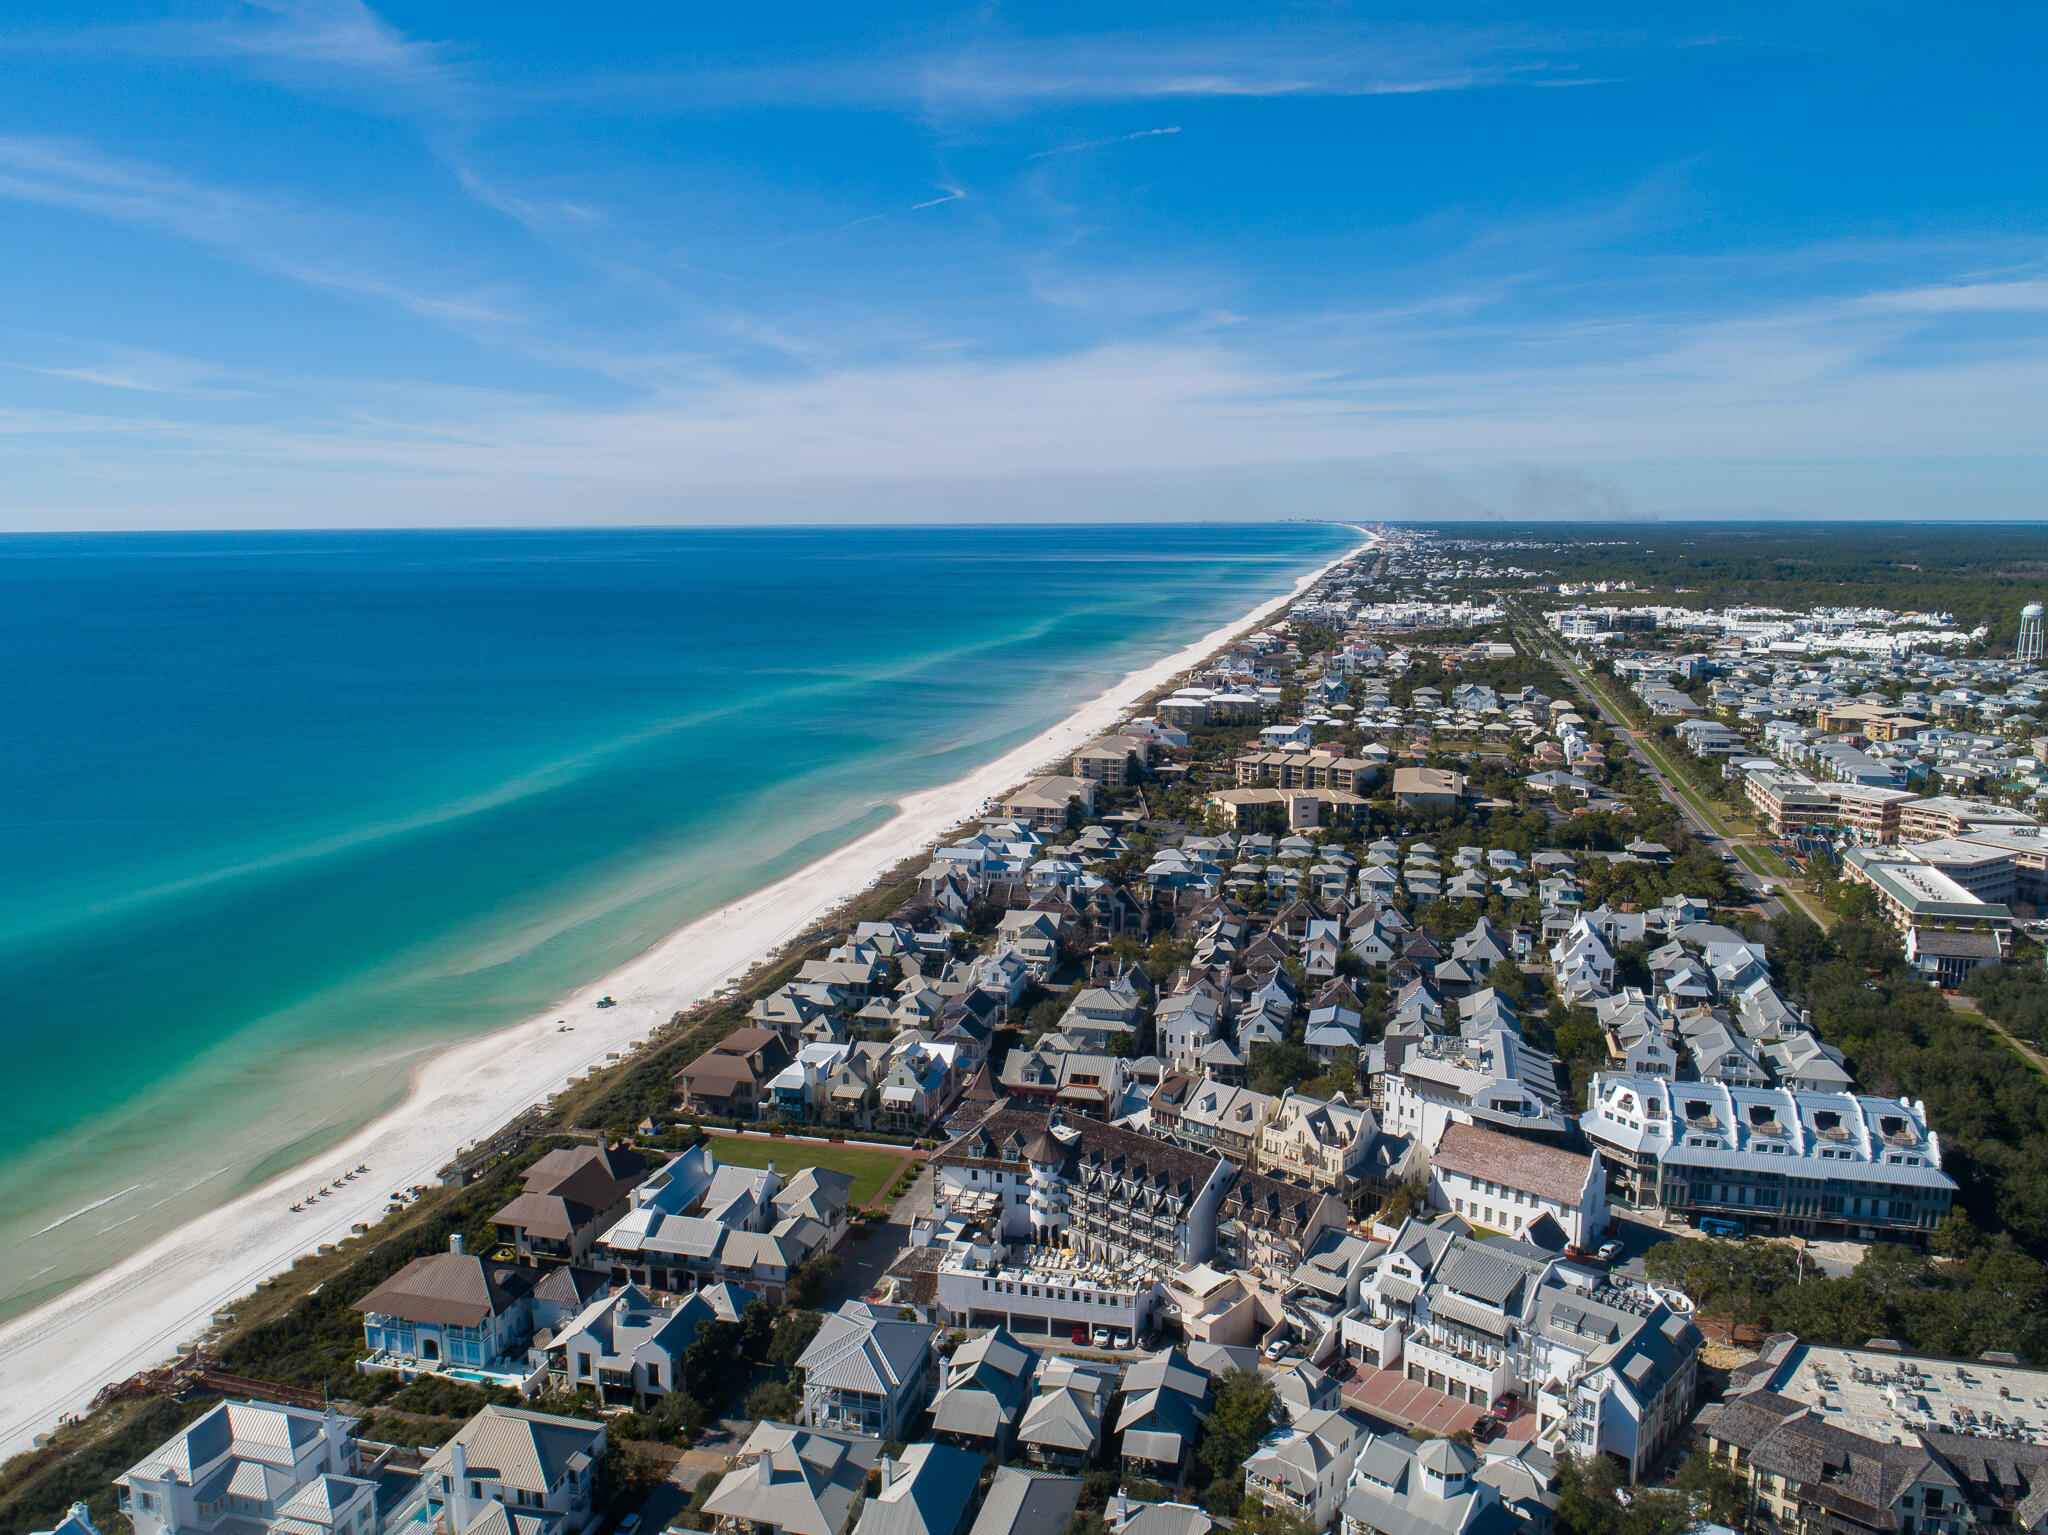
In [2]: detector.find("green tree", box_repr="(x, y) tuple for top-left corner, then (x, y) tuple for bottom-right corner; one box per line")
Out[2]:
(769, 1308), (825, 1366)
(789, 1253), (842, 1308)
(683, 1320), (739, 1402)
(1195, 1368), (1276, 1489)
(1672, 1449), (1752, 1531)
(745, 1379), (802, 1423)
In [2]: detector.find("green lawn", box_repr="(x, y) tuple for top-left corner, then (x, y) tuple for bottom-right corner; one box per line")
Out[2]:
(702, 1133), (910, 1207)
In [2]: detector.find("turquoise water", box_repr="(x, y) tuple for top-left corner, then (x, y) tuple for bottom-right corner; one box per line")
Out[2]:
(0, 523), (1351, 1317)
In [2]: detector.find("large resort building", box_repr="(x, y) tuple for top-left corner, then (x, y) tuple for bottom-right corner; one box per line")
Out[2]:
(921, 1108), (1232, 1338)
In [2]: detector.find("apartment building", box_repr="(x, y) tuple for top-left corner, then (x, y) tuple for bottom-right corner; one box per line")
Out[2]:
(1234, 749), (1379, 795)
(1073, 735), (1151, 787)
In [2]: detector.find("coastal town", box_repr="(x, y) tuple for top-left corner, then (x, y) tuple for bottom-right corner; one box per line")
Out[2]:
(19, 528), (2048, 1535)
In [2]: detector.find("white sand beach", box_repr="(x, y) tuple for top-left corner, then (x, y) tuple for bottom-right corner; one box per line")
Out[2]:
(0, 533), (1366, 1458)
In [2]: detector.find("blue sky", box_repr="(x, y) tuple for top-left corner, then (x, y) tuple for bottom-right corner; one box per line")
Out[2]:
(1, 2), (2044, 528)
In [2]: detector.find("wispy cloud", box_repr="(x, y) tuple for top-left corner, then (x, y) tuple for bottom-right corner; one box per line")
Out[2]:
(6, 257), (2045, 528)
(2, 348), (252, 401)
(907, 186), (966, 211)
(1029, 125), (1182, 159)
(206, 0), (450, 86)
(534, 21), (1634, 116)
(0, 137), (516, 328)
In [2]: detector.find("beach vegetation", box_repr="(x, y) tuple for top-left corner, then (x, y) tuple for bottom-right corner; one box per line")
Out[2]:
(0, 1393), (221, 1535)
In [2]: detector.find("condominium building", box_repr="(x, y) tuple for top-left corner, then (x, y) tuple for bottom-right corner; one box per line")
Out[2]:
(1233, 749), (1379, 795)
(925, 1108), (1231, 1338)
(1582, 1075), (1957, 1239)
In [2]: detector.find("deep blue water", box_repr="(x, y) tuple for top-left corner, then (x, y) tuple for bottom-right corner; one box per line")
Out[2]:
(0, 522), (1351, 1315)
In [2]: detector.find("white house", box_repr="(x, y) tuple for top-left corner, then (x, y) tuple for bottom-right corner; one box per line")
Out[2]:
(117, 1403), (374, 1535)
(1425, 1122), (1608, 1248)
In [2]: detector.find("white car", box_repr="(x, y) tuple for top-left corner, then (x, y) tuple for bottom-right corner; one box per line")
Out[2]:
(1597, 1240), (1625, 1263)
(1113, 1331), (1131, 1350)
(1262, 1337), (1290, 1360)
(1091, 1327), (1112, 1348)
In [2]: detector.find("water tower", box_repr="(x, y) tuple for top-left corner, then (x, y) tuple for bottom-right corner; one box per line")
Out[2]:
(2020, 603), (2046, 665)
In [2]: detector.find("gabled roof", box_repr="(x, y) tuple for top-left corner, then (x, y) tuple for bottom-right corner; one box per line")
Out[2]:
(853, 1444), (984, 1535)
(705, 1423), (881, 1535)
(969, 1470), (1083, 1535)
(422, 1406), (603, 1496)
(797, 1301), (936, 1396)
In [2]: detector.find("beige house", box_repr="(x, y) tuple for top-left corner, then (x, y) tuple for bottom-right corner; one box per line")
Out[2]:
(1002, 775), (1096, 832)
(1391, 768), (1466, 808)
(1072, 734), (1151, 786)
(1256, 1091), (1380, 1206)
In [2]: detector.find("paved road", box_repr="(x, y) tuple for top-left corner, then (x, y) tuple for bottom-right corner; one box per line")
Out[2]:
(1508, 601), (1819, 927)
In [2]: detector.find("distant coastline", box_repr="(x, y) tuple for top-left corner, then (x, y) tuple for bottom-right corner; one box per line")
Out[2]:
(0, 527), (1369, 1458)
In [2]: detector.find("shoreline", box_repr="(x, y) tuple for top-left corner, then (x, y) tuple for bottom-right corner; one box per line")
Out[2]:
(0, 530), (1367, 1458)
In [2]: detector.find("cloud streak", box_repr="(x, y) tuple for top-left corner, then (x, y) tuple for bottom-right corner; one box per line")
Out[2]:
(1029, 125), (1182, 158)
(5, 261), (2044, 527)
(0, 136), (516, 329)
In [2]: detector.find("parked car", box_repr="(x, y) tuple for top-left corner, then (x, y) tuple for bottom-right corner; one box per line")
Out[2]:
(1597, 1239), (1625, 1263)
(1491, 1392), (1519, 1422)
(1262, 1336), (1291, 1360)
(1092, 1327), (1112, 1348)
(617, 1517), (641, 1535)
(1113, 1331), (1131, 1350)
(1470, 1417), (1501, 1444)
(1071, 1325), (1089, 1345)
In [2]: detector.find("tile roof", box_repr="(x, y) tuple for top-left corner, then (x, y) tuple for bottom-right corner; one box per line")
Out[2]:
(353, 1252), (543, 1329)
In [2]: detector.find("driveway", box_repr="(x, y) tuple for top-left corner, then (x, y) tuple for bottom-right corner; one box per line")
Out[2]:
(826, 1162), (933, 1308)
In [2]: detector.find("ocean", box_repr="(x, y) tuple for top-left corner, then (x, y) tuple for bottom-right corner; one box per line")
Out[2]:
(0, 522), (1352, 1319)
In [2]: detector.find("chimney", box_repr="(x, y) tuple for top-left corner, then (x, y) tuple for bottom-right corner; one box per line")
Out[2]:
(448, 1438), (470, 1529)
(449, 1233), (465, 1255)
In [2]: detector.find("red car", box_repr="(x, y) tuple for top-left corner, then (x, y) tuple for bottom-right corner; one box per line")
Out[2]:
(1071, 1326), (1089, 1345)
(1491, 1392), (1519, 1422)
